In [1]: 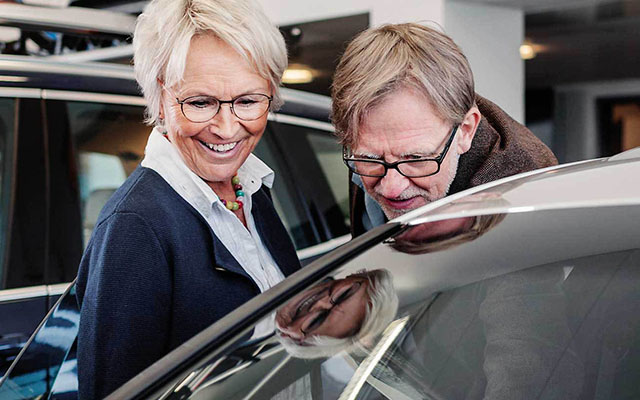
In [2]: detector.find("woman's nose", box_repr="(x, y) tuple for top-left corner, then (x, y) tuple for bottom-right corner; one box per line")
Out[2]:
(209, 103), (237, 139)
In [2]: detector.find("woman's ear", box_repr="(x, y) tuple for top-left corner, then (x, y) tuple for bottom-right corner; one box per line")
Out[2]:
(456, 106), (481, 155)
(157, 78), (165, 120)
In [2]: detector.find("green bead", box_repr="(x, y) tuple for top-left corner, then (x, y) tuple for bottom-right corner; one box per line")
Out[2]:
(231, 176), (240, 185)
(232, 202), (240, 211)
(235, 190), (245, 198)
(225, 201), (234, 210)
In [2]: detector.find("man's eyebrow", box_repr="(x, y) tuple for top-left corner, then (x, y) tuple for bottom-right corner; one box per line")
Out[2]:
(353, 152), (382, 159)
(399, 150), (439, 158)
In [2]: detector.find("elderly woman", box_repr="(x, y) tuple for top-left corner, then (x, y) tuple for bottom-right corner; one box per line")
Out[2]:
(75, 0), (299, 398)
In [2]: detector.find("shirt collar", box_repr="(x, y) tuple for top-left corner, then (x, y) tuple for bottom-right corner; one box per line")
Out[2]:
(142, 127), (274, 210)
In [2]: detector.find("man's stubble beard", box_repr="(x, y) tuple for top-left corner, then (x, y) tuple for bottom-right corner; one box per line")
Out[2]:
(375, 150), (461, 220)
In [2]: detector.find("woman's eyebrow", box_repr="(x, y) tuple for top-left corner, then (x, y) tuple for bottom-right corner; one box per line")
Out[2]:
(178, 86), (270, 98)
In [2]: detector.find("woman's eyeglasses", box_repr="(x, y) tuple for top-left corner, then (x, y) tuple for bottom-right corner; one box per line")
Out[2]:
(176, 93), (272, 122)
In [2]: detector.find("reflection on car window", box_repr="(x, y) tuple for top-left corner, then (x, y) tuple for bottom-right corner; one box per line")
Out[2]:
(257, 121), (349, 251)
(0, 97), (15, 279)
(306, 133), (350, 226)
(65, 101), (148, 246)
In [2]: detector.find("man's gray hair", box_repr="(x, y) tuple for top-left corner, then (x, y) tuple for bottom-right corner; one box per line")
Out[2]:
(133, 0), (287, 128)
(277, 269), (399, 359)
(331, 22), (475, 148)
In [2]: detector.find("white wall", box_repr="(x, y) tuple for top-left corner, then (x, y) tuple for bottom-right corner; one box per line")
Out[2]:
(257, 0), (445, 26)
(258, 0), (524, 122)
(445, 1), (524, 123)
(555, 79), (640, 162)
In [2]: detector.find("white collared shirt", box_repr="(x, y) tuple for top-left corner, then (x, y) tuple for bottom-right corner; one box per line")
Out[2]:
(141, 128), (286, 294)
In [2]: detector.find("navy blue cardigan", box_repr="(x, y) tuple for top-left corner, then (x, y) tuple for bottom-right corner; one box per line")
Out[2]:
(75, 167), (301, 399)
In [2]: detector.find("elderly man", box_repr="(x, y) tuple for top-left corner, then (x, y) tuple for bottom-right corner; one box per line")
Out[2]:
(332, 23), (557, 236)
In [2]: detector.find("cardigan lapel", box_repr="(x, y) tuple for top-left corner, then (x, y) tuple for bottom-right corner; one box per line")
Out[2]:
(166, 175), (300, 280)
(251, 187), (302, 277)
(209, 232), (255, 279)
(173, 187), (253, 280)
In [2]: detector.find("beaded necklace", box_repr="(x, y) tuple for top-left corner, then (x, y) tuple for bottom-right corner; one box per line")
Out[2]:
(220, 174), (244, 211)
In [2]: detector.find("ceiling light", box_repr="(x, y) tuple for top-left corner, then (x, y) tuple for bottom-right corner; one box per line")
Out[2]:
(0, 27), (21, 43)
(282, 68), (313, 84)
(0, 75), (29, 83)
(520, 44), (536, 60)
(21, 0), (71, 7)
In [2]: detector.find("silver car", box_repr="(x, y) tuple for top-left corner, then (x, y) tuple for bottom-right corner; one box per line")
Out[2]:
(3, 146), (640, 399)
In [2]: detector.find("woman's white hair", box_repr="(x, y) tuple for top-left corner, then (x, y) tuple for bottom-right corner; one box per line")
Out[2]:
(277, 269), (399, 359)
(133, 0), (288, 128)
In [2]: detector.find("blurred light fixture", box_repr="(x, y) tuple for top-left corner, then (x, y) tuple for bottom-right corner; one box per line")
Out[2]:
(282, 67), (314, 84)
(520, 43), (536, 60)
(0, 75), (29, 83)
(21, 0), (71, 7)
(0, 27), (21, 43)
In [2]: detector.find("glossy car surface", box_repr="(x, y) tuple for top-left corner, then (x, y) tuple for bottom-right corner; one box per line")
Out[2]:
(4, 147), (640, 399)
(0, 55), (350, 379)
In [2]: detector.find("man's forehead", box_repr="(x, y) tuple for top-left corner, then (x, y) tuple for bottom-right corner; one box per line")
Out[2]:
(354, 128), (446, 156)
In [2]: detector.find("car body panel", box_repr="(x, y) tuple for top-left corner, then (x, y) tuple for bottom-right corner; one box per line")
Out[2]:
(101, 150), (640, 399)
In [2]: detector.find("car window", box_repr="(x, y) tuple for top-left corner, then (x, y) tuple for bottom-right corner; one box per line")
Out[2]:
(64, 101), (148, 246)
(0, 282), (79, 399)
(62, 101), (344, 254)
(306, 133), (350, 226)
(263, 121), (349, 250)
(0, 97), (15, 283)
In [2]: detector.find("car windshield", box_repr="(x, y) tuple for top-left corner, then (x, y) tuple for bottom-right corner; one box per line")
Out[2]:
(155, 203), (640, 400)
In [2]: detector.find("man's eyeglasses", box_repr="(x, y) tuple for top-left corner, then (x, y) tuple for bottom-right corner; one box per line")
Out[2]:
(163, 83), (272, 122)
(299, 281), (363, 336)
(343, 125), (459, 178)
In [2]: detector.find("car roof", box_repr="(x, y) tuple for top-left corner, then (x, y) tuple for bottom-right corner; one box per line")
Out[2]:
(0, 55), (331, 122)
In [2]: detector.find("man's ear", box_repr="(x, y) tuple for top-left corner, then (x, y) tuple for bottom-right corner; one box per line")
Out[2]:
(456, 106), (481, 155)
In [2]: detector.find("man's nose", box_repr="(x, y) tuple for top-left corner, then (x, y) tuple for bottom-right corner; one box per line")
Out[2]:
(277, 324), (304, 340)
(377, 168), (411, 199)
(313, 295), (334, 310)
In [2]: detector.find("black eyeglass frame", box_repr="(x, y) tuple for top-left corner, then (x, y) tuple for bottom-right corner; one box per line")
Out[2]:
(299, 280), (364, 337)
(175, 93), (273, 123)
(343, 125), (459, 178)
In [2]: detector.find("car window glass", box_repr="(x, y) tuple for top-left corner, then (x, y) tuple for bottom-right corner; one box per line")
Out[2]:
(261, 121), (349, 250)
(65, 101), (148, 246)
(0, 97), (15, 283)
(63, 103), (340, 253)
(306, 133), (350, 226)
(0, 282), (79, 399)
